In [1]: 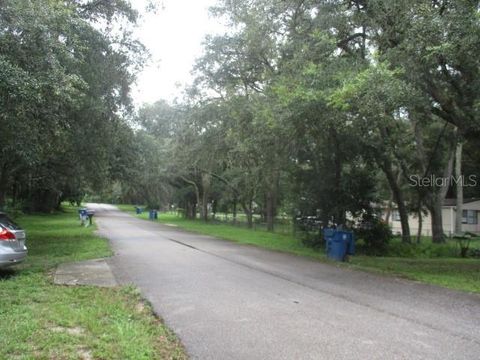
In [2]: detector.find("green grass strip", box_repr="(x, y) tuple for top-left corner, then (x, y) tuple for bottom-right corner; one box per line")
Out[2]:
(0, 206), (186, 360)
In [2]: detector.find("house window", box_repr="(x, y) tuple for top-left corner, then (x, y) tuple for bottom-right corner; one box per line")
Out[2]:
(462, 210), (478, 225)
(392, 210), (401, 221)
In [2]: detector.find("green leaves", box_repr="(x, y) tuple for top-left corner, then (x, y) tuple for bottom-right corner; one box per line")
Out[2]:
(329, 62), (413, 115)
(0, 0), (145, 211)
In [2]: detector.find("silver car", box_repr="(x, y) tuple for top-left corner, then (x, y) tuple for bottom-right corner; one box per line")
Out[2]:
(0, 212), (27, 269)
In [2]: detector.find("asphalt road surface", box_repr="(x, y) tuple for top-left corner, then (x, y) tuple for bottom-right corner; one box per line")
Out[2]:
(90, 204), (480, 360)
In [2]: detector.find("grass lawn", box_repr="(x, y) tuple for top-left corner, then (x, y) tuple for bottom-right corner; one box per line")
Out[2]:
(0, 206), (186, 360)
(350, 256), (480, 293)
(119, 205), (480, 294)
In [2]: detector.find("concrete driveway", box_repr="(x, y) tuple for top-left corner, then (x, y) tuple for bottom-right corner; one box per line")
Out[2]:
(90, 204), (480, 360)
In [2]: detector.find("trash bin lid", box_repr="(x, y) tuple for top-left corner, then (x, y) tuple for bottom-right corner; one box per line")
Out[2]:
(323, 228), (336, 237)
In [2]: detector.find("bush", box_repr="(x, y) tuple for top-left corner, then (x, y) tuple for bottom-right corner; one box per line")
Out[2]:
(355, 218), (392, 255)
(299, 230), (323, 249)
(0, 201), (25, 220)
(385, 242), (418, 257)
(470, 248), (480, 258)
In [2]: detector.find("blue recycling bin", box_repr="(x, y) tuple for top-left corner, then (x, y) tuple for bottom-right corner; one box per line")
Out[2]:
(78, 208), (88, 226)
(323, 227), (336, 242)
(135, 206), (143, 214)
(328, 232), (348, 261)
(149, 209), (157, 220)
(345, 231), (355, 255)
(324, 228), (355, 261)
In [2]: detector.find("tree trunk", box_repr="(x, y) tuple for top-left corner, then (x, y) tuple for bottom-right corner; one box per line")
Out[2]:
(245, 208), (253, 229)
(201, 173), (210, 222)
(416, 209), (422, 244)
(12, 181), (18, 208)
(30, 188), (61, 213)
(211, 200), (216, 220)
(265, 169), (279, 232)
(186, 201), (196, 219)
(0, 186), (5, 209)
(455, 141), (463, 234)
(384, 198), (393, 223)
(384, 171), (402, 224)
(429, 198), (444, 243)
(331, 127), (344, 224)
(183, 201), (188, 218)
(203, 170), (244, 226)
(266, 190), (274, 232)
(181, 176), (200, 220)
(381, 160), (411, 243)
(232, 196), (237, 225)
(429, 149), (455, 243)
(241, 199), (254, 229)
(0, 164), (9, 209)
(191, 202), (197, 219)
(396, 195), (411, 244)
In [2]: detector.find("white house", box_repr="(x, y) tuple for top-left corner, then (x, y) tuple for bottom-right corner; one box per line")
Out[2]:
(387, 198), (480, 236)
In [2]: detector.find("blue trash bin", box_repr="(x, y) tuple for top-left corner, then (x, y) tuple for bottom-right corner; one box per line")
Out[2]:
(78, 208), (88, 226)
(345, 231), (355, 255)
(329, 232), (348, 261)
(324, 227), (340, 260)
(324, 229), (355, 261)
(323, 227), (336, 242)
(148, 210), (158, 220)
(323, 227), (335, 250)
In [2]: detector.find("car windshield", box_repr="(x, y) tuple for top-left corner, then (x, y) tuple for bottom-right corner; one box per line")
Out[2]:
(0, 214), (21, 230)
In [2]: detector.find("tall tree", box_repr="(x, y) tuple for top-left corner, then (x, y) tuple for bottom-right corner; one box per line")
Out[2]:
(0, 0), (145, 211)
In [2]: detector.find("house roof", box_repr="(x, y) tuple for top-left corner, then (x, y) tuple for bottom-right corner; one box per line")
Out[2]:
(443, 198), (480, 207)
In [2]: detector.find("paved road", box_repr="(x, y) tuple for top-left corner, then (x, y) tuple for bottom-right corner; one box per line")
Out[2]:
(91, 204), (480, 360)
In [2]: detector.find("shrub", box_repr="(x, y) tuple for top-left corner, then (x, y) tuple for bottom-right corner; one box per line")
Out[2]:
(469, 248), (480, 258)
(300, 231), (323, 249)
(355, 218), (392, 255)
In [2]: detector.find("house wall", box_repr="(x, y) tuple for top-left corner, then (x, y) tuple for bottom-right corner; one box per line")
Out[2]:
(443, 207), (455, 236)
(389, 212), (435, 237)
(459, 201), (480, 233)
(386, 200), (480, 236)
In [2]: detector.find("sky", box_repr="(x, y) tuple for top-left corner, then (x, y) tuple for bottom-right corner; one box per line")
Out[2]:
(129, 0), (226, 106)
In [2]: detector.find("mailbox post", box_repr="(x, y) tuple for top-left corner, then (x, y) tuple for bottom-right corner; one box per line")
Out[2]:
(86, 209), (95, 226)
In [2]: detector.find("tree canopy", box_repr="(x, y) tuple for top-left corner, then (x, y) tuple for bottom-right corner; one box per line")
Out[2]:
(0, 0), (145, 211)
(120, 0), (479, 244)
(2, 0), (479, 245)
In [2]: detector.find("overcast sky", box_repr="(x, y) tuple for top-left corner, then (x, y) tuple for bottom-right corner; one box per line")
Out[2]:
(129, 0), (225, 106)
